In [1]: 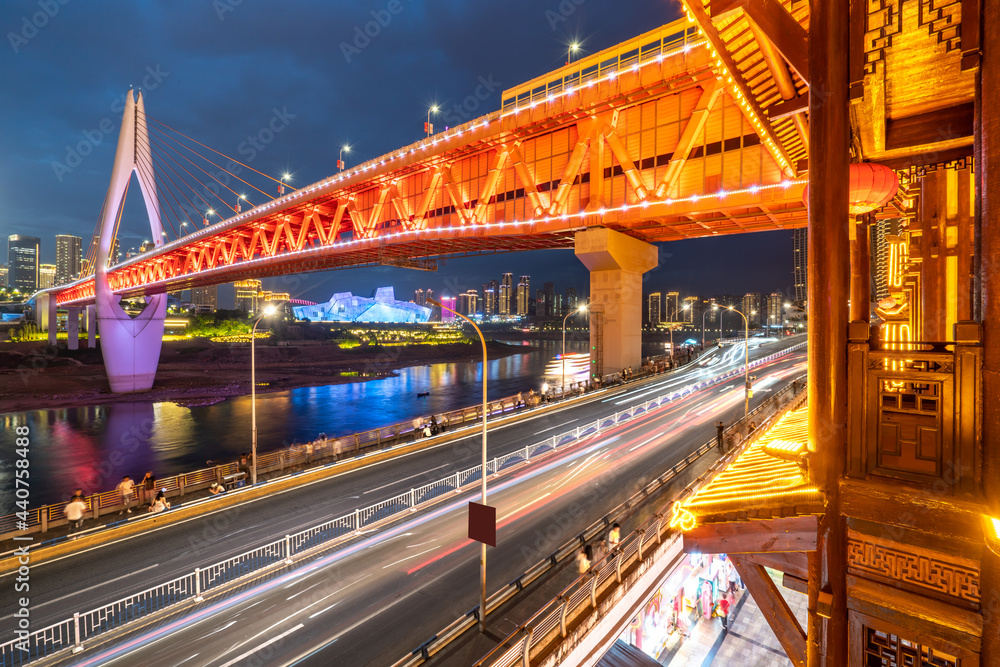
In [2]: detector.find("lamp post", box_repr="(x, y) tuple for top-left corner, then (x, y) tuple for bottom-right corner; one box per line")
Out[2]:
(426, 106), (438, 136)
(338, 145), (350, 171)
(701, 305), (718, 348)
(568, 42), (580, 65)
(236, 193), (247, 214)
(561, 303), (588, 399)
(250, 303), (277, 486)
(727, 306), (751, 419)
(279, 173), (291, 196)
(428, 296), (489, 632)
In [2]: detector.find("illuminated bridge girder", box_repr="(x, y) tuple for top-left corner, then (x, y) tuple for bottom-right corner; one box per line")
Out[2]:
(55, 20), (806, 307)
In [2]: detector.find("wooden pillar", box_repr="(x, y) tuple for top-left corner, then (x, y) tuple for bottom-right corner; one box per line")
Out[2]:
(979, 0), (1000, 661)
(957, 167), (974, 322)
(849, 216), (870, 323)
(807, 0), (850, 663)
(919, 171), (947, 341)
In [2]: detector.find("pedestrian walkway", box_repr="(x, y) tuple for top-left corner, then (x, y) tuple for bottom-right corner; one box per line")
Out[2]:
(657, 570), (807, 666)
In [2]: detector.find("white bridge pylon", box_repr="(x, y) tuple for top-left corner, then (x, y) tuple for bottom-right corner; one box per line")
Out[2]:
(96, 90), (167, 392)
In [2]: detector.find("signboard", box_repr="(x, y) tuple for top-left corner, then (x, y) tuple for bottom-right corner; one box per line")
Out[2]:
(468, 501), (496, 547)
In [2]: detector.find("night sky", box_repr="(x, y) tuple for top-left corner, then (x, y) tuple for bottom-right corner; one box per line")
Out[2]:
(0, 0), (796, 304)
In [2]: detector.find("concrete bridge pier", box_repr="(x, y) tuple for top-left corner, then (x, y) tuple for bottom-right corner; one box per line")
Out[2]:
(86, 305), (96, 348)
(66, 307), (80, 350)
(575, 227), (658, 376)
(35, 292), (58, 345)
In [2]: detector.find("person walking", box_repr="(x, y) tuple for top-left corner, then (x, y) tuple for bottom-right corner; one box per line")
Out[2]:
(607, 523), (621, 552)
(116, 476), (135, 515)
(141, 471), (156, 507)
(716, 420), (725, 451)
(717, 594), (731, 631)
(577, 545), (592, 575)
(64, 496), (87, 535)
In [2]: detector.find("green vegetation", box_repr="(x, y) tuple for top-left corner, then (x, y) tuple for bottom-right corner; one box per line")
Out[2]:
(185, 309), (254, 338)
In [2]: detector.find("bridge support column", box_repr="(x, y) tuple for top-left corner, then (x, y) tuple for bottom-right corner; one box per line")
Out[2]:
(86, 305), (96, 348)
(94, 90), (167, 393)
(66, 307), (80, 351)
(575, 228), (657, 375)
(36, 293), (58, 346)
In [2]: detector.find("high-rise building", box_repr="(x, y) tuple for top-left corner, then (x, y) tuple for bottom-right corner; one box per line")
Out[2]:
(0, 266), (7, 288)
(499, 273), (513, 315)
(38, 264), (56, 289)
(55, 234), (82, 285)
(482, 286), (495, 316)
(516, 275), (530, 316)
(566, 287), (578, 311)
(414, 288), (425, 306)
(234, 279), (262, 313)
(7, 235), (40, 293)
(664, 291), (680, 322)
(765, 292), (784, 328)
(458, 290), (478, 316)
(742, 292), (762, 327)
(683, 296), (699, 322)
(648, 292), (662, 326)
(793, 227), (807, 305)
(543, 282), (556, 317)
(439, 296), (456, 322)
(191, 285), (218, 312)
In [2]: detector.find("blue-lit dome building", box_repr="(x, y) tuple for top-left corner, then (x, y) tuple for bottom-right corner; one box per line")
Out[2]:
(292, 287), (431, 323)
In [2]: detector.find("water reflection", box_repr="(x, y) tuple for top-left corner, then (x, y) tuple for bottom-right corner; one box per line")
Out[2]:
(0, 339), (666, 510)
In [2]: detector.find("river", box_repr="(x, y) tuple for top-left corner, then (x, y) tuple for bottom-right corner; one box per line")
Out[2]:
(1, 339), (677, 512)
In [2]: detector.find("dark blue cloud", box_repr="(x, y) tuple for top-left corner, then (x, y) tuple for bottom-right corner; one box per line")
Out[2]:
(0, 0), (791, 301)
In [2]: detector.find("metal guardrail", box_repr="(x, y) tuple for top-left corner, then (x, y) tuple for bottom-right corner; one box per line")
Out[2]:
(0, 389), (545, 539)
(391, 373), (808, 666)
(0, 342), (806, 666)
(470, 377), (809, 667)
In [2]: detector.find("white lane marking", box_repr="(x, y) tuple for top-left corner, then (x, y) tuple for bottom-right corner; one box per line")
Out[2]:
(406, 539), (436, 548)
(287, 580), (324, 600)
(202, 620), (237, 639)
(629, 435), (658, 452)
(175, 654), (200, 666)
(532, 419), (576, 435)
(309, 601), (340, 619)
(222, 611), (303, 659)
(0, 563), (160, 618)
(217, 623), (304, 667)
(499, 493), (551, 522)
(381, 545), (438, 569)
(363, 465), (449, 494)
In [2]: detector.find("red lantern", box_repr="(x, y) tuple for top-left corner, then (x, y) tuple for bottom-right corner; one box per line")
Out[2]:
(801, 162), (899, 215)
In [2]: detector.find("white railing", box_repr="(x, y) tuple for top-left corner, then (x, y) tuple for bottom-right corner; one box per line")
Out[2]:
(0, 342), (806, 666)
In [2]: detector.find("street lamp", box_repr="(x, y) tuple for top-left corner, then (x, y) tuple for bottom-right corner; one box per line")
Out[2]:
(568, 42), (580, 65)
(338, 145), (350, 171)
(279, 173), (291, 196)
(701, 304), (718, 348)
(428, 296), (489, 633)
(236, 193), (247, 213)
(251, 303), (277, 486)
(561, 303), (588, 399)
(426, 106), (439, 136)
(728, 306), (751, 420)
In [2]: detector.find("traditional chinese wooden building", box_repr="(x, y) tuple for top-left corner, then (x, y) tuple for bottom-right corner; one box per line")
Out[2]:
(671, 1), (998, 664)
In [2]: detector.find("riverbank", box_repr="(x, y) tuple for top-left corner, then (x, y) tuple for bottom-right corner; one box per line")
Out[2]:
(0, 338), (531, 413)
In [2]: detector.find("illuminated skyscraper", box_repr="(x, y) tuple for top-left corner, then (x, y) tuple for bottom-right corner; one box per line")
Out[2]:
(648, 292), (662, 326)
(7, 235), (39, 293)
(516, 275), (530, 316)
(499, 273), (513, 315)
(793, 227), (807, 305)
(55, 234), (82, 285)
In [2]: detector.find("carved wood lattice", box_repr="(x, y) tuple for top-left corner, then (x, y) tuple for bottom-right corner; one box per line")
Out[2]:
(863, 626), (961, 666)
